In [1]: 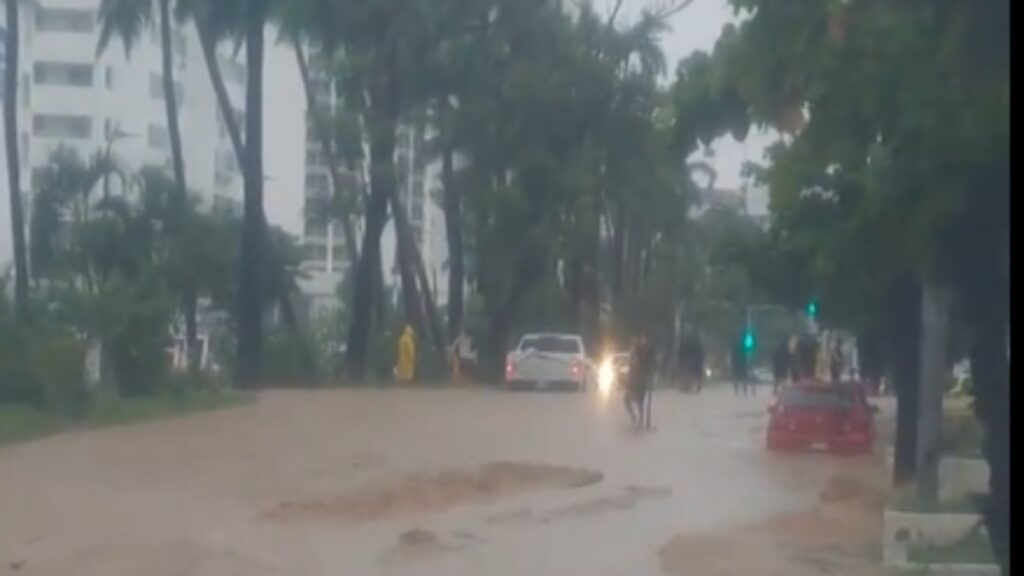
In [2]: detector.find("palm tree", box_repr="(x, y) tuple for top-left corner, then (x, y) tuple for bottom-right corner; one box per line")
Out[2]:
(234, 0), (271, 386)
(98, 0), (187, 205)
(5, 0), (29, 322)
(173, 0), (275, 385)
(30, 148), (122, 289)
(184, 0), (303, 344)
(99, 0), (196, 361)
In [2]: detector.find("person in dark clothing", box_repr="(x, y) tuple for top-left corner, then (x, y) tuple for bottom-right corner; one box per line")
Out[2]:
(675, 337), (691, 392)
(732, 337), (750, 395)
(676, 336), (699, 393)
(830, 339), (844, 382)
(626, 333), (656, 428)
(772, 340), (790, 395)
(692, 338), (705, 394)
(794, 335), (819, 381)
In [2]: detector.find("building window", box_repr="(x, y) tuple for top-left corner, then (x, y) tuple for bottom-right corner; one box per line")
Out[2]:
(35, 8), (94, 33)
(331, 246), (348, 269)
(148, 124), (171, 151)
(149, 73), (184, 104)
(305, 172), (330, 195)
(32, 114), (92, 139)
(302, 243), (327, 261)
(20, 73), (29, 106)
(306, 146), (327, 168)
(105, 66), (114, 89)
(34, 61), (93, 87)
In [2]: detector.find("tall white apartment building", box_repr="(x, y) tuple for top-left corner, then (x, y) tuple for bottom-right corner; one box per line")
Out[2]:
(0, 0), (248, 257)
(0, 2), (312, 275)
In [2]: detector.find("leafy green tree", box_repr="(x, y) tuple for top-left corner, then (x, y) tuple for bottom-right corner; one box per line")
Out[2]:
(672, 0), (1008, 568)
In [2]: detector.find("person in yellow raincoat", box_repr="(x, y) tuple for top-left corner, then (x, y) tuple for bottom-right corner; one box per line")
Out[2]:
(396, 325), (416, 383)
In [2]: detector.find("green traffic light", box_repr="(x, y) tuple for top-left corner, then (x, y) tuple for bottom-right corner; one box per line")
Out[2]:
(807, 300), (819, 318)
(743, 330), (755, 351)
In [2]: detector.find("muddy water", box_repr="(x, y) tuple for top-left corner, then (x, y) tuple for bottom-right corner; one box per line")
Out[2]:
(0, 387), (888, 575)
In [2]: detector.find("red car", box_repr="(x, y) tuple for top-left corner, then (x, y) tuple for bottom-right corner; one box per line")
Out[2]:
(766, 381), (877, 454)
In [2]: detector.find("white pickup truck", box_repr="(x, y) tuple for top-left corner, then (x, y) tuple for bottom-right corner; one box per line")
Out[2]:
(505, 333), (593, 392)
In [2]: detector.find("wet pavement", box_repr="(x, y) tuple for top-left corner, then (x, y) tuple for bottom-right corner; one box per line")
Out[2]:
(0, 385), (888, 575)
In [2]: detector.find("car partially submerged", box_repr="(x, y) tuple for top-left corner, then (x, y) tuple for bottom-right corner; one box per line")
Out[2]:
(505, 333), (592, 391)
(766, 381), (878, 454)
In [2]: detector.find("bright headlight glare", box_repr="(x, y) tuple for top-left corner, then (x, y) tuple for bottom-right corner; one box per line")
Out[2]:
(598, 359), (614, 392)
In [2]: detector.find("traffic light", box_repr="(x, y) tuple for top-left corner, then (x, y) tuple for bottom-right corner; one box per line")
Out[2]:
(742, 328), (756, 354)
(806, 300), (819, 319)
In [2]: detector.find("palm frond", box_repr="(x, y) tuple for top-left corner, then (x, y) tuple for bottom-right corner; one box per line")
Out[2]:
(97, 0), (154, 57)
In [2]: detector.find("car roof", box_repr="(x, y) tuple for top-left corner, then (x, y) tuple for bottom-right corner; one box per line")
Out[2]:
(520, 333), (583, 340)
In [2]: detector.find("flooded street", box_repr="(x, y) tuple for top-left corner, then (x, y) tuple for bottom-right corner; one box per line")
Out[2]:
(0, 386), (889, 575)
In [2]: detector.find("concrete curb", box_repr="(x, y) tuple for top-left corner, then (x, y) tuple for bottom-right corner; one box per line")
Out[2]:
(883, 449), (989, 501)
(939, 458), (989, 501)
(886, 561), (1001, 576)
(883, 508), (985, 568)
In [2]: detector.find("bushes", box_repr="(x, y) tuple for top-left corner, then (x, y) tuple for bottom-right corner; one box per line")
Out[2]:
(0, 319), (87, 415)
(263, 330), (324, 385)
(30, 330), (88, 415)
(92, 279), (174, 397)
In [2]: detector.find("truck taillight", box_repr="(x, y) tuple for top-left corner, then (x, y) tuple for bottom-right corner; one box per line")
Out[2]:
(505, 362), (515, 377)
(572, 362), (581, 376)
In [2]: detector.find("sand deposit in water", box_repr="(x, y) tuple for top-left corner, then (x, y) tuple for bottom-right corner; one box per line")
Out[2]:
(659, 460), (889, 576)
(264, 462), (604, 524)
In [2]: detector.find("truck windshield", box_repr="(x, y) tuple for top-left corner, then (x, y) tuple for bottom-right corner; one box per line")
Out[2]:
(520, 336), (581, 354)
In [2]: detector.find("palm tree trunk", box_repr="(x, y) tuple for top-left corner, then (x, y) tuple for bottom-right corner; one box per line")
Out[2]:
(610, 205), (625, 314)
(970, 297), (1009, 575)
(345, 66), (396, 379)
(5, 0), (28, 322)
(957, 207), (1010, 574)
(391, 198), (428, 343)
(195, 19), (299, 342)
(183, 286), (199, 371)
(439, 102), (464, 339)
(389, 186), (443, 360)
(235, 0), (269, 387)
(196, 21), (244, 164)
(158, 0), (186, 199)
(158, 0), (195, 364)
(293, 42), (359, 267)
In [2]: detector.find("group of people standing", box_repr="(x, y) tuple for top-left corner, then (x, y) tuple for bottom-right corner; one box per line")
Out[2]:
(770, 332), (847, 393)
